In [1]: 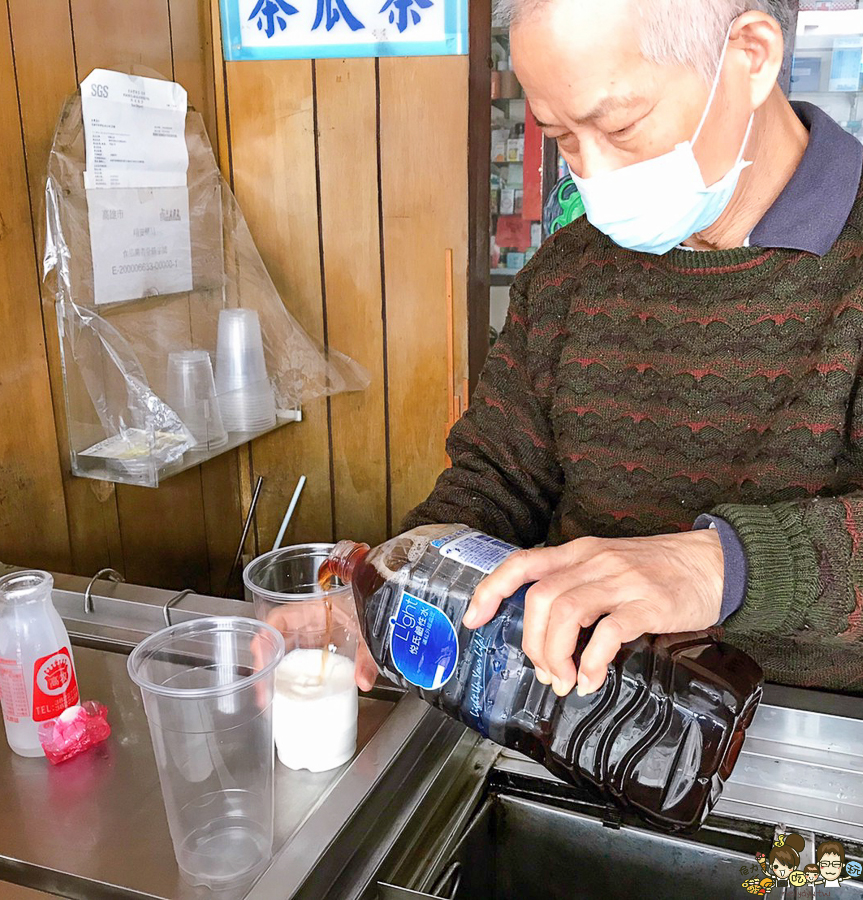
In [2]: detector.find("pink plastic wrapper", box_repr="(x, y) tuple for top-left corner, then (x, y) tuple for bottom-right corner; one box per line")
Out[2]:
(38, 700), (111, 764)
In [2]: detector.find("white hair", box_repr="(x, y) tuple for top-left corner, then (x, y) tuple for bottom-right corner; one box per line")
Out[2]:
(494, 0), (789, 80)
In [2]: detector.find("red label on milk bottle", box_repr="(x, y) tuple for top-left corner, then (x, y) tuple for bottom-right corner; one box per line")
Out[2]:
(32, 648), (78, 722)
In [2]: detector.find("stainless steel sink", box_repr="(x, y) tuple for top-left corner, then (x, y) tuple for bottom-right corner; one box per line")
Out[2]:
(398, 793), (862, 899)
(376, 686), (863, 900)
(422, 794), (764, 899)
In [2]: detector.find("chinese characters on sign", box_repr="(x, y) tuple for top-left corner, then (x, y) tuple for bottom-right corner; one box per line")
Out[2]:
(221, 0), (467, 60)
(380, 0), (432, 33)
(314, 0), (365, 31)
(249, 0), (298, 36)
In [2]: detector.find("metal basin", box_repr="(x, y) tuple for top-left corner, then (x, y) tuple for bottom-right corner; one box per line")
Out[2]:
(380, 685), (863, 900)
(383, 782), (863, 900)
(445, 795), (783, 899)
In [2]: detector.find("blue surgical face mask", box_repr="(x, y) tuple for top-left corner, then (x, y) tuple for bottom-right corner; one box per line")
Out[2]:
(567, 26), (754, 255)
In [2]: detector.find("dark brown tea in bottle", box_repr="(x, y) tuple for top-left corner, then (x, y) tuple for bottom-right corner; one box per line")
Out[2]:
(323, 524), (763, 834)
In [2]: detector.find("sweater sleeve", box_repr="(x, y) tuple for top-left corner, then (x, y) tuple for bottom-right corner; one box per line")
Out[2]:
(709, 493), (863, 645)
(401, 273), (564, 547)
(703, 339), (863, 647)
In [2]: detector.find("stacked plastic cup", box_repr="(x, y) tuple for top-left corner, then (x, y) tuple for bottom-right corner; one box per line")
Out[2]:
(166, 350), (228, 451)
(214, 309), (277, 433)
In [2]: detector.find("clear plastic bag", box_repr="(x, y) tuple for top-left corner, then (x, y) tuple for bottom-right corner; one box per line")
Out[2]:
(43, 71), (369, 487)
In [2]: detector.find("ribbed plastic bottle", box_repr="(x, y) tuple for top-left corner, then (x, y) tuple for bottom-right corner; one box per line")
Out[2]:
(0, 570), (80, 757)
(322, 524), (763, 833)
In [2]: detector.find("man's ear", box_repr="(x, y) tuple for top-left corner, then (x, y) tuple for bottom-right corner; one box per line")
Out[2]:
(730, 10), (784, 110)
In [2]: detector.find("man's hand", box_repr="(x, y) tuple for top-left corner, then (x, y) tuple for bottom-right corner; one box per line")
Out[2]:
(261, 602), (379, 692)
(355, 636), (378, 692)
(463, 531), (724, 697)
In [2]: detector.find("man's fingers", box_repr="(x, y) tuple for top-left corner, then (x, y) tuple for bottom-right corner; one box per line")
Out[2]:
(355, 657), (377, 692)
(577, 601), (659, 696)
(521, 571), (585, 680)
(542, 584), (611, 694)
(355, 636), (378, 691)
(465, 541), (598, 630)
(543, 622), (579, 695)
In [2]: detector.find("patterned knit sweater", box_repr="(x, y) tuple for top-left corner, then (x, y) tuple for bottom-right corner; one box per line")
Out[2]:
(405, 179), (863, 694)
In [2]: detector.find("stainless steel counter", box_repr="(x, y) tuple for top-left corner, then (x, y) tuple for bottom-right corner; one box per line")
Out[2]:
(0, 885), (62, 900)
(0, 568), (472, 900)
(0, 644), (393, 899)
(1, 566), (862, 900)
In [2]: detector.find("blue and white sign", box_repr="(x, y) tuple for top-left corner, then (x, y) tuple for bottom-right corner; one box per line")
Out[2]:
(220, 0), (468, 60)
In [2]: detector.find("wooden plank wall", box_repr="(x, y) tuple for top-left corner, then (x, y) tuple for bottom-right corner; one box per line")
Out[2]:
(0, 0), (470, 592)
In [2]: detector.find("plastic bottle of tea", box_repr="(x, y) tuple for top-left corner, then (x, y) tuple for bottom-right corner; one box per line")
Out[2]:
(322, 524), (763, 833)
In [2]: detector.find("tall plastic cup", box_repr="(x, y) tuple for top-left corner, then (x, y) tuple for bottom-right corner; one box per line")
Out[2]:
(165, 350), (228, 451)
(127, 617), (284, 891)
(243, 546), (359, 773)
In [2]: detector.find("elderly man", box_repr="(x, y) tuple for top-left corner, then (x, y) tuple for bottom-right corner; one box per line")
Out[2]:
(362, 0), (863, 700)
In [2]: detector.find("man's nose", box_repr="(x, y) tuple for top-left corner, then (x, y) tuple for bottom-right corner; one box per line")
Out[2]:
(570, 140), (619, 180)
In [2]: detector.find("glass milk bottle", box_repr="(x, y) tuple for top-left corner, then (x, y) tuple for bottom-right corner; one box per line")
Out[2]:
(0, 570), (79, 757)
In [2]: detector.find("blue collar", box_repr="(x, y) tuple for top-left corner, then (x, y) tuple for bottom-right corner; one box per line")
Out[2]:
(749, 101), (863, 256)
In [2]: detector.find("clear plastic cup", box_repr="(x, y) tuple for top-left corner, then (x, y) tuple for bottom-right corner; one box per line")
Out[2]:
(214, 309), (276, 432)
(166, 350), (229, 451)
(214, 309), (269, 394)
(127, 617), (284, 891)
(243, 546), (359, 773)
(218, 380), (277, 433)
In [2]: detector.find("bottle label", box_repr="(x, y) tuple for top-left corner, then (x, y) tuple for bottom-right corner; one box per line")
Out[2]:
(436, 531), (518, 574)
(430, 527), (472, 549)
(389, 591), (458, 690)
(0, 657), (29, 723)
(31, 648), (78, 722)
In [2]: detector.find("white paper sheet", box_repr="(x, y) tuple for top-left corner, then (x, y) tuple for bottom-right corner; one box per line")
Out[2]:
(87, 186), (193, 306)
(81, 69), (189, 190)
(78, 429), (189, 470)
